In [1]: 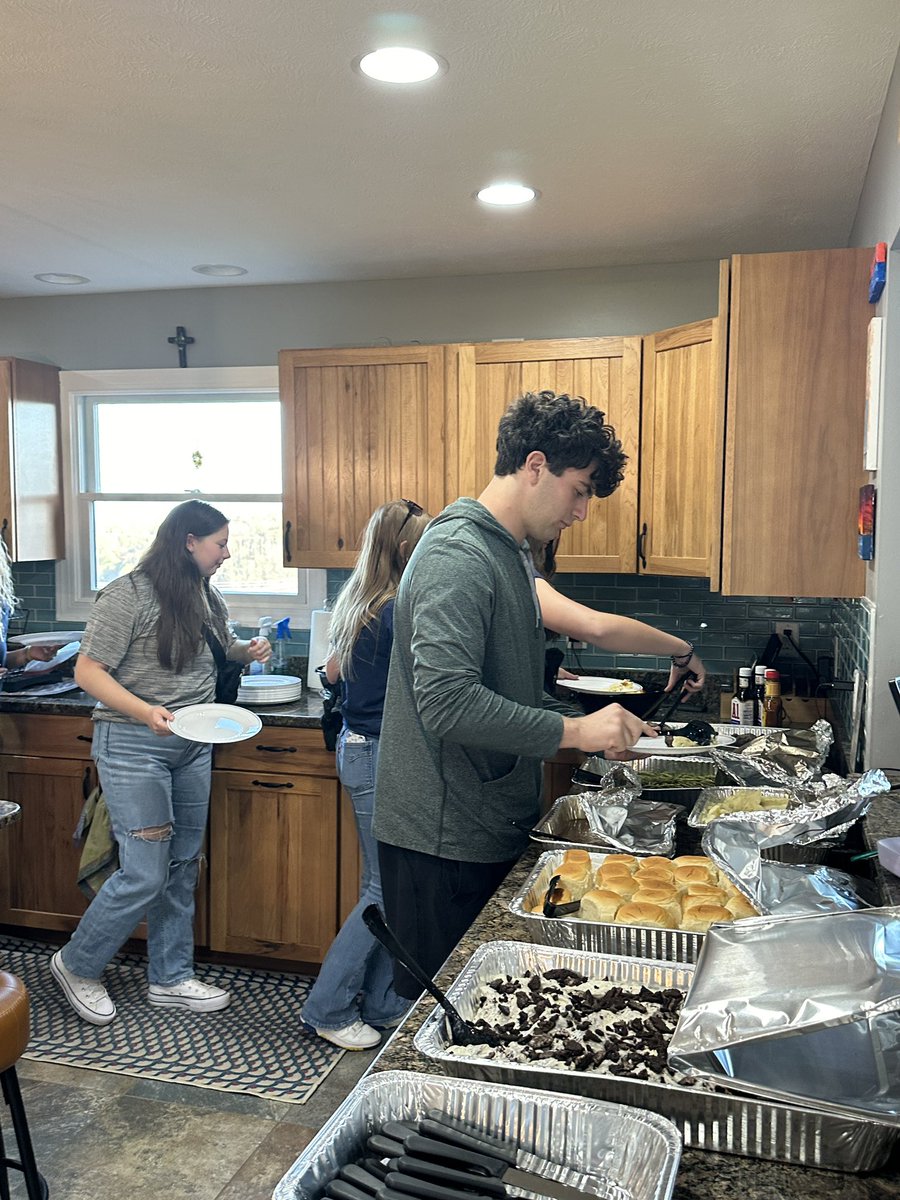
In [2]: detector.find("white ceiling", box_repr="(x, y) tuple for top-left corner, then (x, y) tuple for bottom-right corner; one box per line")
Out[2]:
(2, 0), (898, 300)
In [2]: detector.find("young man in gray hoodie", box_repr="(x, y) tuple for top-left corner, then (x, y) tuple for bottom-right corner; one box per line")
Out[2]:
(373, 390), (659, 997)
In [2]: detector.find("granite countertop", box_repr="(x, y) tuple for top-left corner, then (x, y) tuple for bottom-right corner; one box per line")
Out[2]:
(368, 808), (900, 1199)
(0, 686), (325, 728)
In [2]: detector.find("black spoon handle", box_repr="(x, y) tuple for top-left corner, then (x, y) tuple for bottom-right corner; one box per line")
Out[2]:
(362, 905), (458, 1014)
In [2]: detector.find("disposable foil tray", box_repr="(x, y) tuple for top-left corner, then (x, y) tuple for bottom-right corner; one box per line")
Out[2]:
(414, 940), (899, 1172)
(532, 794), (676, 855)
(689, 786), (836, 865)
(273, 1069), (682, 1200)
(510, 850), (704, 963)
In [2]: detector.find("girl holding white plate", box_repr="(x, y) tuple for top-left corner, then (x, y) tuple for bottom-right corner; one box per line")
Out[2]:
(51, 500), (270, 1026)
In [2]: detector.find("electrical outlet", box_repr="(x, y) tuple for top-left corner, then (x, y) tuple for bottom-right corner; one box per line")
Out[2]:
(567, 637), (587, 650)
(775, 621), (800, 646)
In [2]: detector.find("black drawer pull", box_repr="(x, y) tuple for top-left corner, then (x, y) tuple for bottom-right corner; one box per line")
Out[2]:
(256, 745), (297, 754)
(284, 520), (292, 563)
(637, 521), (648, 570)
(251, 780), (294, 789)
(77, 734), (93, 742)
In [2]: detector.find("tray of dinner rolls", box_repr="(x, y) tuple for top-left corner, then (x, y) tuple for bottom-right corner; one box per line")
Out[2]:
(509, 847), (757, 964)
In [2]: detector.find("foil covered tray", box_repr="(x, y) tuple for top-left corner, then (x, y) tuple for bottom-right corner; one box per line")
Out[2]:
(273, 1069), (682, 1200)
(414, 940), (899, 1172)
(510, 850), (705, 963)
(532, 793), (679, 855)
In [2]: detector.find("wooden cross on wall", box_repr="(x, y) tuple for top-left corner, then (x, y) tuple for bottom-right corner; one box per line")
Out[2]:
(167, 325), (195, 367)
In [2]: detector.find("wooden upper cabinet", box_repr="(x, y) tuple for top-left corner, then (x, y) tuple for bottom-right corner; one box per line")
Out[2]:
(720, 248), (872, 597)
(639, 306), (726, 578)
(0, 357), (63, 561)
(455, 338), (642, 572)
(279, 344), (451, 567)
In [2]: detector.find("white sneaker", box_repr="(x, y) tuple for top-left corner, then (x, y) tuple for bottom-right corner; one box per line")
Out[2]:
(50, 950), (116, 1026)
(314, 1019), (381, 1050)
(148, 978), (231, 1012)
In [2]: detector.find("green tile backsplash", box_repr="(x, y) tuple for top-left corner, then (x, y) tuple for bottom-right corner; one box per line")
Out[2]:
(10, 561), (870, 712)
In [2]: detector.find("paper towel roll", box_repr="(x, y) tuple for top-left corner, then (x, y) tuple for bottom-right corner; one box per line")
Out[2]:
(307, 610), (332, 691)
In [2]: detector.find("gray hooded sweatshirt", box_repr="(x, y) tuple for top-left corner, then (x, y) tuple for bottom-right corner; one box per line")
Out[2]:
(373, 497), (574, 863)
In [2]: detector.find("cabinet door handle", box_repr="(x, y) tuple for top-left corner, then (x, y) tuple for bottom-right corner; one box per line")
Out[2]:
(637, 522), (648, 570)
(283, 520), (292, 563)
(251, 780), (295, 789)
(0, 518), (8, 552)
(82, 766), (92, 800)
(77, 734), (93, 742)
(256, 745), (297, 754)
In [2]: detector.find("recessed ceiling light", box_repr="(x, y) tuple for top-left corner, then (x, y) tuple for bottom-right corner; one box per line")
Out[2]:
(192, 264), (248, 277)
(476, 184), (539, 207)
(34, 273), (90, 285)
(355, 46), (445, 83)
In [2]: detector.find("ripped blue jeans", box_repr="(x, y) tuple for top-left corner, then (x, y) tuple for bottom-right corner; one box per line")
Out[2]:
(61, 721), (211, 986)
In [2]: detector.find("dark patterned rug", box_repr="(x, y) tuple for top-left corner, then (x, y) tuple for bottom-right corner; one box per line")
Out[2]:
(0, 933), (343, 1103)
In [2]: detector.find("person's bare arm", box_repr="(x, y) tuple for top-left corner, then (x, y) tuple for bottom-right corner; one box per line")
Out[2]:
(557, 704), (657, 754)
(324, 652), (340, 684)
(74, 652), (173, 736)
(535, 577), (705, 693)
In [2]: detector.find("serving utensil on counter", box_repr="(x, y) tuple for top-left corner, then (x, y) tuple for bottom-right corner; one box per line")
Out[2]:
(364, 1112), (621, 1200)
(362, 905), (499, 1047)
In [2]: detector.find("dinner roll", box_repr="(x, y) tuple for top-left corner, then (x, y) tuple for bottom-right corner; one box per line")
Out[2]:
(599, 854), (637, 872)
(634, 867), (681, 890)
(679, 903), (733, 933)
(596, 860), (634, 880)
(682, 887), (727, 909)
(554, 859), (594, 897)
(640, 856), (675, 873)
(630, 887), (681, 923)
(616, 901), (677, 930)
(673, 864), (717, 886)
(562, 848), (592, 868)
(578, 888), (621, 923)
(599, 874), (638, 900)
(674, 855), (713, 869)
(725, 894), (759, 920)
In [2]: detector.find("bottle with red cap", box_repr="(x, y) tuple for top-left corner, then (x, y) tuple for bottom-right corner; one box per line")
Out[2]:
(761, 668), (784, 727)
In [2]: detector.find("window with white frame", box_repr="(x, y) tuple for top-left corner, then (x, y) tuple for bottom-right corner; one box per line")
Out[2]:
(56, 367), (326, 626)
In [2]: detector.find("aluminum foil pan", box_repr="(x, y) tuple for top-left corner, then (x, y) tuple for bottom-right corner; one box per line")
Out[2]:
(510, 850), (704, 963)
(711, 718), (833, 787)
(533, 793), (680, 855)
(688, 786), (794, 828)
(413, 940), (897, 1171)
(700, 778), (889, 915)
(272, 1069), (683, 1200)
(689, 786), (842, 864)
(668, 906), (900, 1127)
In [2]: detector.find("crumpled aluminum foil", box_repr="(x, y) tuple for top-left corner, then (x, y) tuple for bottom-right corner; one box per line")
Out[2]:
(711, 719), (833, 787)
(576, 793), (681, 855)
(572, 759), (643, 791)
(700, 769), (891, 915)
(667, 906), (900, 1126)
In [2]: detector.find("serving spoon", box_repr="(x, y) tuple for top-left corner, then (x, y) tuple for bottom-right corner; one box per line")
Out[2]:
(362, 905), (500, 1047)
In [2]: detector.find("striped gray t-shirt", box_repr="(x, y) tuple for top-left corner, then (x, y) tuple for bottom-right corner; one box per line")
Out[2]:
(79, 571), (234, 723)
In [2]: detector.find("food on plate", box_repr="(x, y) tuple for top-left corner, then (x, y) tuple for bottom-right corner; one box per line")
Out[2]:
(603, 678), (643, 693)
(447, 967), (699, 1084)
(534, 852), (758, 931)
(663, 720), (717, 747)
(702, 789), (791, 821)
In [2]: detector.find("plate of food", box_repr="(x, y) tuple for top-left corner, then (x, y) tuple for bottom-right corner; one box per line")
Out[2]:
(633, 724), (735, 756)
(557, 676), (643, 695)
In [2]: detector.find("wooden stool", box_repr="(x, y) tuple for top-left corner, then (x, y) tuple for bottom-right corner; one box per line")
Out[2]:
(0, 972), (48, 1199)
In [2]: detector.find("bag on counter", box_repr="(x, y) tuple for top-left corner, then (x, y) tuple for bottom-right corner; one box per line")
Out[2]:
(203, 626), (243, 705)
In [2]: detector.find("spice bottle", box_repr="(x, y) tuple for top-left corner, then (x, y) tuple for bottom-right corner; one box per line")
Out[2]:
(761, 668), (784, 727)
(731, 667), (755, 725)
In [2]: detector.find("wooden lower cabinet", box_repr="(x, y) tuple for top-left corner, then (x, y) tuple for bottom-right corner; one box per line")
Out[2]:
(208, 768), (340, 962)
(0, 752), (95, 930)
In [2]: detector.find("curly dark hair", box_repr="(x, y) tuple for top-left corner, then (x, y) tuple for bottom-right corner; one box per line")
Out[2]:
(493, 390), (627, 498)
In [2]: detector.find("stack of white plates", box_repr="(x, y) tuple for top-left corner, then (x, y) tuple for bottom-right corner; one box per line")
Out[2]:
(236, 674), (304, 706)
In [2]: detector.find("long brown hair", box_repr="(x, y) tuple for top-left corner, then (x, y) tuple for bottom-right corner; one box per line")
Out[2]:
(137, 500), (229, 672)
(329, 500), (430, 679)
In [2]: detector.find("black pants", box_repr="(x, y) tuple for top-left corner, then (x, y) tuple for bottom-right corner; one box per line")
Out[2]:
(377, 842), (516, 1000)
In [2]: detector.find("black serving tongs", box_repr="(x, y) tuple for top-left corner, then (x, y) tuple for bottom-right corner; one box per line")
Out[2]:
(362, 905), (499, 1047)
(640, 670), (698, 728)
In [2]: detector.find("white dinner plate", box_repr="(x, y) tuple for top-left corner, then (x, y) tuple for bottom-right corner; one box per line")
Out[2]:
(22, 641), (80, 671)
(236, 674), (302, 690)
(557, 676), (644, 695)
(167, 703), (262, 744)
(632, 732), (736, 756)
(9, 629), (83, 648)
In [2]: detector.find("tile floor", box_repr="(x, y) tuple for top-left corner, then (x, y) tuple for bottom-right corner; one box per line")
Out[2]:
(7, 1041), (379, 1199)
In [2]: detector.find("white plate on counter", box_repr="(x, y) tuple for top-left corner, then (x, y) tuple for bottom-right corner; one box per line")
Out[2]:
(167, 703), (262, 744)
(9, 630), (83, 648)
(632, 733), (736, 757)
(557, 676), (643, 695)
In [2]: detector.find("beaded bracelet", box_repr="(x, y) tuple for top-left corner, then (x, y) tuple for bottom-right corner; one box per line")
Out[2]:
(670, 640), (694, 668)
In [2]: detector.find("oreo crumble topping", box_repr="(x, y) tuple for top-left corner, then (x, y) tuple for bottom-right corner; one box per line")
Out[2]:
(448, 968), (699, 1086)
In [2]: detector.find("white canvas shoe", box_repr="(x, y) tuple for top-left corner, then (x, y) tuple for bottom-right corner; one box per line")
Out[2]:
(148, 978), (231, 1012)
(314, 1019), (381, 1050)
(50, 950), (116, 1026)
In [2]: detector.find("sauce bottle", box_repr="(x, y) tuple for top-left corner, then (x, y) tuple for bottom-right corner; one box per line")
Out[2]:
(753, 664), (767, 725)
(761, 668), (784, 727)
(731, 667), (755, 725)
